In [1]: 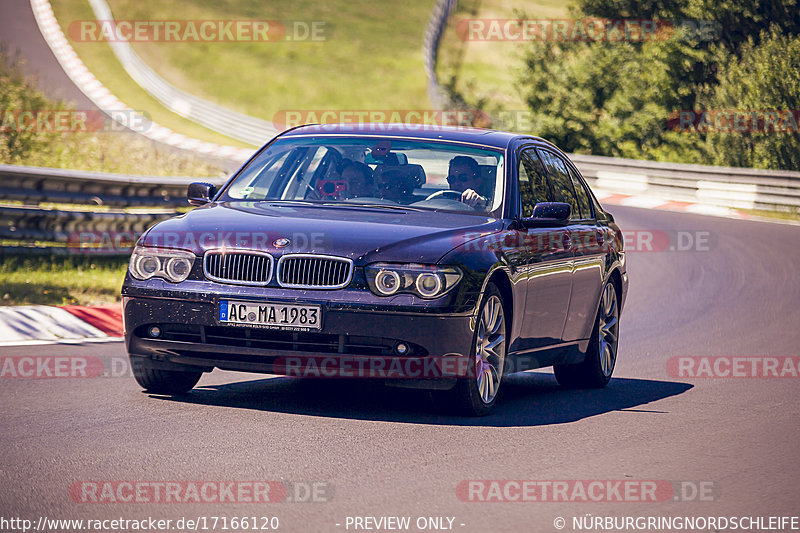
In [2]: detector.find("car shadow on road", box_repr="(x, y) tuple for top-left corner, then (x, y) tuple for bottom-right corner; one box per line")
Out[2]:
(150, 371), (693, 427)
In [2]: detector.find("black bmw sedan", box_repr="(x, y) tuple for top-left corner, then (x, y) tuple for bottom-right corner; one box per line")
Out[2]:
(122, 124), (628, 416)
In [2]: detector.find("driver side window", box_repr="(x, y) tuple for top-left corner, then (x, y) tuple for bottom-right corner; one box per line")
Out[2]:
(518, 148), (550, 217)
(539, 149), (582, 220)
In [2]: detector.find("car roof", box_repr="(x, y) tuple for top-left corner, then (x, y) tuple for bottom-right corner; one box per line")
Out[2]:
(280, 123), (555, 151)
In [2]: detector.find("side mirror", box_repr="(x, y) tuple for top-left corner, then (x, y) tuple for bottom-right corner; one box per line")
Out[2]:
(187, 182), (216, 206)
(522, 202), (571, 227)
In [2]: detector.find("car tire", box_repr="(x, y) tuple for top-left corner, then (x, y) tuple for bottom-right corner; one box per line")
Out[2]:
(447, 283), (507, 416)
(130, 355), (202, 394)
(554, 280), (619, 389)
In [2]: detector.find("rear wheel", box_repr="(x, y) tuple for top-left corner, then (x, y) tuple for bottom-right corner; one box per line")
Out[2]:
(130, 355), (202, 394)
(448, 283), (507, 416)
(554, 280), (619, 388)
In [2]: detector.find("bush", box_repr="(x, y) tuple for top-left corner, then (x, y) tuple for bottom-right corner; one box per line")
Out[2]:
(0, 47), (67, 163)
(1, 46), (222, 176)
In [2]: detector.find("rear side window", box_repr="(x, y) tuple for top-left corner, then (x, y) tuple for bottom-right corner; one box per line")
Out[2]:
(567, 166), (593, 219)
(539, 149), (582, 220)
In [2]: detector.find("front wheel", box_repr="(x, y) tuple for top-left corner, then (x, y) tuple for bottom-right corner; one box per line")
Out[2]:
(447, 283), (507, 416)
(130, 355), (202, 394)
(554, 280), (619, 388)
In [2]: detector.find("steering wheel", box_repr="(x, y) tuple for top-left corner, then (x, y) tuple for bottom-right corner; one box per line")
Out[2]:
(424, 189), (463, 202)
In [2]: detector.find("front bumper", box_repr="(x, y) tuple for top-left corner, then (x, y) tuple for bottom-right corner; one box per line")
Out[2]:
(124, 289), (477, 382)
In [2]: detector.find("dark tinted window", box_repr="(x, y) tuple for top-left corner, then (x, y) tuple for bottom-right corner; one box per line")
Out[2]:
(567, 166), (593, 219)
(539, 149), (581, 220)
(221, 136), (504, 214)
(517, 148), (550, 217)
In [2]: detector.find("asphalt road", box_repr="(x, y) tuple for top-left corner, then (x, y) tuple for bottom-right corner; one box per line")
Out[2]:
(0, 0), (98, 108)
(2, 205), (799, 532)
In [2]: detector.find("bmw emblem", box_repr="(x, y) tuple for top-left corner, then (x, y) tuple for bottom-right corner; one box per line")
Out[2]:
(273, 238), (291, 248)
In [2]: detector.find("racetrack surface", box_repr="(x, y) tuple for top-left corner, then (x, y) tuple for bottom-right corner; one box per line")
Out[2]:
(0, 0), (96, 108)
(1, 206), (799, 531)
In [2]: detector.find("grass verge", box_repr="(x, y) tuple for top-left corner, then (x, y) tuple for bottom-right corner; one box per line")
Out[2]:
(738, 208), (800, 222)
(0, 255), (127, 306)
(9, 131), (225, 176)
(437, 0), (570, 121)
(2, 46), (224, 175)
(53, 0), (434, 129)
(50, 0), (252, 147)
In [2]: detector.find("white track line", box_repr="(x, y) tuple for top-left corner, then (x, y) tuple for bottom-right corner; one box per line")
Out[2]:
(30, 0), (253, 163)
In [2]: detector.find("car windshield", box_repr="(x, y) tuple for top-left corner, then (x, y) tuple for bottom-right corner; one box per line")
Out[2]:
(219, 136), (505, 214)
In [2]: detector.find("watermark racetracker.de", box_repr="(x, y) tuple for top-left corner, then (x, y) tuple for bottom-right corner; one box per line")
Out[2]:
(69, 480), (332, 503)
(0, 110), (152, 133)
(667, 110), (800, 134)
(68, 19), (330, 42)
(667, 356), (800, 378)
(0, 356), (128, 379)
(456, 480), (720, 503)
(67, 230), (330, 255)
(66, 229), (715, 255)
(454, 18), (720, 42)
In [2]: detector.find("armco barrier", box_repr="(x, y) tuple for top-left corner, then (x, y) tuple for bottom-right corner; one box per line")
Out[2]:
(571, 154), (800, 212)
(0, 164), (223, 208)
(0, 164), (226, 253)
(1, 156), (798, 253)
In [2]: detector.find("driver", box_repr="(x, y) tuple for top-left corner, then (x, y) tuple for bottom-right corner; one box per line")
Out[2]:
(447, 156), (489, 207)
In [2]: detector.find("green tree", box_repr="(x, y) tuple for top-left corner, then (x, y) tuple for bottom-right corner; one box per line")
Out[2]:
(517, 0), (800, 169)
(703, 27), (800, 169)
(520, 28), (712, 162)
(573, 0), (800, 51)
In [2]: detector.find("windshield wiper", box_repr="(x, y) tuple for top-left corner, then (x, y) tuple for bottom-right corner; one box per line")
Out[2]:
(261, 200), (427, 212)
(327, 203), (427, 212)
(263, 200), (321, 206)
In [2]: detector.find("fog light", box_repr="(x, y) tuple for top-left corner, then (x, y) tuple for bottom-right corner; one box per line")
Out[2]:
(394, 342), (409, 355)
(148, 326), (162, 338)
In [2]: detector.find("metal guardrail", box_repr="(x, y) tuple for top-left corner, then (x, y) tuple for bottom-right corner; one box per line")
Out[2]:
(572, 154), (800, 212)
(0, 164), (225, 208)
(1, 156), (798, 254)
(0, 164), (226, 253)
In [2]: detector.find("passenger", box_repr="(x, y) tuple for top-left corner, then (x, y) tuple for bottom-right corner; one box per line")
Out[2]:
(341, 160), (375, 199)
(447, 156), (489, 207)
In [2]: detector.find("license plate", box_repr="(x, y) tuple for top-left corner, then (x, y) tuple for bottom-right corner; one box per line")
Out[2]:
(219, 300), (322, 330)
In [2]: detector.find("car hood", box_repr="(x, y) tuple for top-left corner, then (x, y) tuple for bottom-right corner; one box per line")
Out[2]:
(141, 201), (504, 264)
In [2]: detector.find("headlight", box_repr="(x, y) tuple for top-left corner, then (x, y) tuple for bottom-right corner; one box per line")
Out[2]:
(415, 272), (443, 298)
(374, 269), (402, 295)
(129, 246), (196, 283)
(365, 263), (462, 299)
